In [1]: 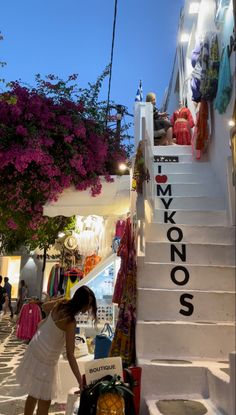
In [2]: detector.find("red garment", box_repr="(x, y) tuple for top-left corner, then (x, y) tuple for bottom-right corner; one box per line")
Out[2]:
(195, 100), (209, 151)
(115, 220), (126, 238)
(171, 107), (194, 145)
(16, 302), (42, 340)
(191, 100), (209, 160)
(112, 218), (131, 306)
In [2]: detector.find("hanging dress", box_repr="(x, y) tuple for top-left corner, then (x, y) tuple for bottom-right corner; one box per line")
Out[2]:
(192, 101), (209, 160)
(171, 107), (195, 145)
(16, 312), (65, 401)
(190, 41), (203, 103)
(16, 302), (42, 341)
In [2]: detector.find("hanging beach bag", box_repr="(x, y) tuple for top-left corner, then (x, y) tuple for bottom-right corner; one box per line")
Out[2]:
(74, 334), (89, 358)
(94, 323), (114, 359)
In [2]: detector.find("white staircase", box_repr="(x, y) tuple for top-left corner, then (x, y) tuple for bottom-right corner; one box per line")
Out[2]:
(136, 145), (236, 415)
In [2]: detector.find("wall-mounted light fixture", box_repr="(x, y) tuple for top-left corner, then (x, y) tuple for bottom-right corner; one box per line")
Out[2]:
(228, 119), (235, 127)
(119, 163), (128, 172)
(189, 2), (200, 14)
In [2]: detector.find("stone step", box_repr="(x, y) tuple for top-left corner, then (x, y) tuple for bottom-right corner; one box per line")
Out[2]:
(145, 223), (235, 244)
(154, 196), (226, 210)
(136, 321), (235, 360)
(145, 397), (226, 415)
(137, 288), (235, 322)
(142, 360), (232, 415)
(137, 262), (236, 291)
(153, 209), (228, 225)
(153, 161), (212, 174)
(153, 145), (192, 155)
(139, 359), (231, 415)
(141, 363), (209, 412)
(145, 241), (235, 266)
(154, 182), (221, 197)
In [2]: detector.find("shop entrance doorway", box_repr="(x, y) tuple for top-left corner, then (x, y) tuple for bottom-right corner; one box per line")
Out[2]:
(0, 256), (21, 298)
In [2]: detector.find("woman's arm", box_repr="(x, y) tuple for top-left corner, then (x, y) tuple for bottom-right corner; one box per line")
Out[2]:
(65, 320), (83, 391)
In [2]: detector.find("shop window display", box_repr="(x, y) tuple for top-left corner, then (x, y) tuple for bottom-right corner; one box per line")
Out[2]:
(76, 262), (118, 327)
(43, 214), (122, 329)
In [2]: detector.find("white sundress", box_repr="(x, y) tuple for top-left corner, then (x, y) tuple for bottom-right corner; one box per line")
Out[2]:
(16, 312), (65, 401)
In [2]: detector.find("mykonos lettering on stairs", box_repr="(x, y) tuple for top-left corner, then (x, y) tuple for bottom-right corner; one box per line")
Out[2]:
(155, 166), (194, 316)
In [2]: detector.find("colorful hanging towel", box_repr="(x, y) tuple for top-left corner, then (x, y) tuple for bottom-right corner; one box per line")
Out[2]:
(214, 47), (232, 114)
(200, 33), (220, 101)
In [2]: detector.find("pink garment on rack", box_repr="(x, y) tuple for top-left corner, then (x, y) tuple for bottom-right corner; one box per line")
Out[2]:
(16, 303), (42, 340)
(115, 220), (126, 238)
(113, 218), (131, 305)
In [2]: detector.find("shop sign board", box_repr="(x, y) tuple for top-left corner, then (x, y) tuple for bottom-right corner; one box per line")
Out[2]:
(84, 356), (123, 384)
(154, 155), (179, 163)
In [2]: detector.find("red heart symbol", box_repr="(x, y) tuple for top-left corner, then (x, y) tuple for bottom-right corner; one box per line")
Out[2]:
(155, 174), (168, 183)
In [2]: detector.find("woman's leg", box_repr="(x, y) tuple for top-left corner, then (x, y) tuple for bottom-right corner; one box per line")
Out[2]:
(24, 395), (37, 415)
(36, 399), (51, 415)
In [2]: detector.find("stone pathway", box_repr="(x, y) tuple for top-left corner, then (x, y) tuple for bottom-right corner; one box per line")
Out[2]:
(0, 315), (65, 415)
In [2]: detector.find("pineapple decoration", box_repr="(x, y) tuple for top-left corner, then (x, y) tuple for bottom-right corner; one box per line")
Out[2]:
(96, 374), (133, 415)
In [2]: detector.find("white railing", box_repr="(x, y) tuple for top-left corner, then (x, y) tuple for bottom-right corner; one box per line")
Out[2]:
(134, 102), (155, 204)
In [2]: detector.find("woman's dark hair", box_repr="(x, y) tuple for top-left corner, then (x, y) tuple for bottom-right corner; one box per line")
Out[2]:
(20, 280), (26, 286)
(61, 285), (97, 321)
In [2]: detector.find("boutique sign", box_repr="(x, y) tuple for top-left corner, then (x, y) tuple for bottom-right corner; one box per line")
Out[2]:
(155, 166), (194, 317)
(85, 357), (123, 384)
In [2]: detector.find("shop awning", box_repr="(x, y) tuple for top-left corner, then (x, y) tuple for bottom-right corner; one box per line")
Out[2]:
(43, 175), (130, 217)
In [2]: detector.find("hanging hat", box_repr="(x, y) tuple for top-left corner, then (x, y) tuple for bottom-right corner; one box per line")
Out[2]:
(64, 235), (78, 250)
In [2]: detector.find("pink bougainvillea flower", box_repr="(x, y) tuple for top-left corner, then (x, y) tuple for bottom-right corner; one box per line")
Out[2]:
(16, 125), (28, 136)
(64, 135), (74, 143)
(0, 77), (127, 252)
(7, 218), (18, 230)
(74, 125), (86, 139)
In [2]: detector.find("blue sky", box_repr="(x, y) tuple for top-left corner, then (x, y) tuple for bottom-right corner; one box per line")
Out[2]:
(1, 0), (184, 135)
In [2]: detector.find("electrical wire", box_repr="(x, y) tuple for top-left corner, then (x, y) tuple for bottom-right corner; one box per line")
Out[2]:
(105, 0), (118, 126)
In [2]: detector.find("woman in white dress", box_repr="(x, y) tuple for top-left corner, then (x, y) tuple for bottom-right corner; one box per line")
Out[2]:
(16, 285), (97, 415)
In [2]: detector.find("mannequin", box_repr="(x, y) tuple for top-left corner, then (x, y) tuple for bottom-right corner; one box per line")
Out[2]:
(171, 102), (195, 145)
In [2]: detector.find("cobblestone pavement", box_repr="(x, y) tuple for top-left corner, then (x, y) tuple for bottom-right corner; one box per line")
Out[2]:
(0, 315), (65, 415)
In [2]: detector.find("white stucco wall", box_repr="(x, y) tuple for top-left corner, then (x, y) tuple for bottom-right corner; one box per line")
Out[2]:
(20, 254), (43, 298)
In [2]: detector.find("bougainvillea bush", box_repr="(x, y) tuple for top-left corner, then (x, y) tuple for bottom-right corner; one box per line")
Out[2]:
(0, 71), (127, 253)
